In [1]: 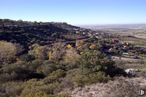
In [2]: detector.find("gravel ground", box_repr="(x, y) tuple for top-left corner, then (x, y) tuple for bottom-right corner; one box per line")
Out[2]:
(65, 77), (146, 97)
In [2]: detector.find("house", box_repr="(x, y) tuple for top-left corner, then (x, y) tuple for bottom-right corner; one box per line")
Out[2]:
(123, 52), (129, 55)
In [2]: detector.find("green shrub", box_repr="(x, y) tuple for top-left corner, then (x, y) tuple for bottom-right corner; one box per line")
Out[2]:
(17, 91), (49, 97)
(28, 59), (43, 71)
(43, 69), (66, 84)
(0, 81), (24, 97)
(62, 49), (80, 65)
(37, 61), (57, 76)
(0, 41), (17, 64)
(19, 54), (35, 62)
(29, 44), (49, 60)
(71, 70), (110, 86)
(18, 91), (70, 97)
(20, 79), (53, 95)
(0, 62), (44, 82)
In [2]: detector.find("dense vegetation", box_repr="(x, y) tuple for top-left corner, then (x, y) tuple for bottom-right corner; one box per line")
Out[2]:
(0, 19), (126, 97)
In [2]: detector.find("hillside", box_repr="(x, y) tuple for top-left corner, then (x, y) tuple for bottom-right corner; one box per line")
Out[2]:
(0, 19), (146, 97)
(0, 19), (81, 47)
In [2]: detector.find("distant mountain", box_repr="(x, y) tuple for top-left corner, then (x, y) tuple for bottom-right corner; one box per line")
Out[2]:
(80, 24), (146, 30)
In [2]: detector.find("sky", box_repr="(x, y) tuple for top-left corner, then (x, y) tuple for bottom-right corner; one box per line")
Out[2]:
(0, 0), (146, 25)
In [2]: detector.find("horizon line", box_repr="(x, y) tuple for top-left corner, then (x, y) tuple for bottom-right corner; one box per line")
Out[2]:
(1, 18), (146, 26)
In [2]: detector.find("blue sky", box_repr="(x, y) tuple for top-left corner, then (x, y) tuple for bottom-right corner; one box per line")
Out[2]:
(0, 0), (146, 25)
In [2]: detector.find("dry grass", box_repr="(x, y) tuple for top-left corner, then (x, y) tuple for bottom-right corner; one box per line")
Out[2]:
(68, 77), (146, 97)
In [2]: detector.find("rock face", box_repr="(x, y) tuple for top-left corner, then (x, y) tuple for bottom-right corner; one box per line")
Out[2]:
(69, 77), (146, 97)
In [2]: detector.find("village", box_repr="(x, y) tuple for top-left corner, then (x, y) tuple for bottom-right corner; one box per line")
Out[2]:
(62, 29), (146, 77)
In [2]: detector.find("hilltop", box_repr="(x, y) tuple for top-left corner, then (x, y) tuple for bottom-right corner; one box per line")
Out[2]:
(0, 19), (83, 47)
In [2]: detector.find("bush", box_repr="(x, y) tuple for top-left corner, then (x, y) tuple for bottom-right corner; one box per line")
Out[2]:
(0, 81), (23, 97)
(63, 49), (123, 86)
(19, 54), (35, 62)
(79, 49), (125, 77)
(17, 91), (50, 97)
(43, 69), (66, 84)
(51, 42), (66, 61)
(18, 79), (69, 97)
(27, 59), (43, 71)
(70, 70), (110, 86)
(19, 79), (51, 95)
(29, 44), (49, 60)
(18, 91), (70, 97)
(0, 62), (44, 82)
(62, 49), (80, 65)
(37, 61), (57, 76)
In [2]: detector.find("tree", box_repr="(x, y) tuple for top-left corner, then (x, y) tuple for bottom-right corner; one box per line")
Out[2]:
(63, 49), (80, 65)
(29, 44), (49, 60)
(0, 41), (17, 64)
(51, 42), (66, 61)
